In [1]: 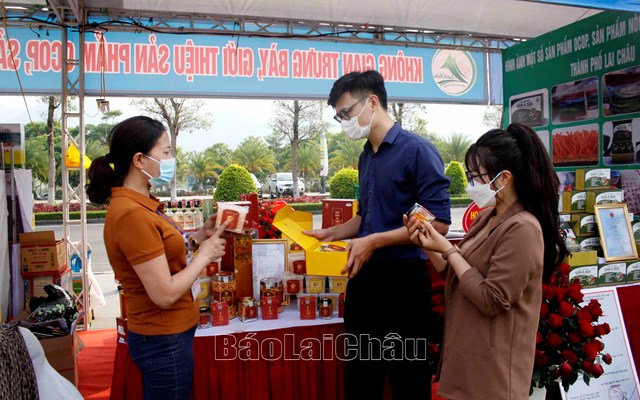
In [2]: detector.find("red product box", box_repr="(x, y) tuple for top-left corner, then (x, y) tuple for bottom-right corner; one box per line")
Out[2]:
(116, 317), (128, 344)
(211, 302), (230, 326)
(321, 199), (356, 229)
(299, 296), (317, 320)
(206, 259), (220, 276)
(261, 296), (279, 320)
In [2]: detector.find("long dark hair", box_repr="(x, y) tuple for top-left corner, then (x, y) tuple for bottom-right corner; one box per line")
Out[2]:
(86, 116), (165, 204)
(465, 123), (568, 281)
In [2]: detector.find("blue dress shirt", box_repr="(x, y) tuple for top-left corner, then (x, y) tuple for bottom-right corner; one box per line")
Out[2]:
(357, 123), (451, 260)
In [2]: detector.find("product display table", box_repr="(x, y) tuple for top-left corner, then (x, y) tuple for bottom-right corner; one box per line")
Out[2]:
(110, 309), (346, 400)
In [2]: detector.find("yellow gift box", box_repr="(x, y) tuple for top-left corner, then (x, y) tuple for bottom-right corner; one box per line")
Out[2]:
(273, 205), (348, 276)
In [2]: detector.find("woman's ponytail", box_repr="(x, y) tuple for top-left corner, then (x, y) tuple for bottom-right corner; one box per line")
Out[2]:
(87, 155), (122, 204)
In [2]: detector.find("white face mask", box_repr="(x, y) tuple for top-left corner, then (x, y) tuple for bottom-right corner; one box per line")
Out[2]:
(341, 98), (375, 140)
(465, 171), (505, 208)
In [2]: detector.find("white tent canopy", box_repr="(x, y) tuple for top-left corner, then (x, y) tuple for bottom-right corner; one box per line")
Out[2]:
(13, 0), (602, 40)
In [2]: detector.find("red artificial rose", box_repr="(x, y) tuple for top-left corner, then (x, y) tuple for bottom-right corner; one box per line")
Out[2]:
(540, 302), (549, 318)
(561, 349), (578, 364)
(579, 319), (595, 337)
(554, 287), (567, 301)
(542, 285), (554, 300)
(587, 299), (603, 318)
(432, 280), (445, 291)
(559, 301), (576, 318)
(582, 343), (598, 360)
(432, 305), (445, 318)
(535, 350), (549, 366)
(582, 360), (594, 373)
(547, 332), (563, 348)
(567, 281), (584, 302)
(431, 294), (444, 306)
(568, 333), (582, 344)
(603, 354), (612, 365)
(591, 363), (604, 378)
(595, 340), (604, 352)
(595, 323), (611, 336)
(547, 314), (563, 329)
(577, 309), (593, 323)
(559, 362), (573, 377)
(558, 263), (571, 275)
(536, 331), (543, 344)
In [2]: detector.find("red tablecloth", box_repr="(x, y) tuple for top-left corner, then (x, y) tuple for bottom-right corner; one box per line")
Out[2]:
(110, 285), (640, 400)
(110, 323), (345, 400)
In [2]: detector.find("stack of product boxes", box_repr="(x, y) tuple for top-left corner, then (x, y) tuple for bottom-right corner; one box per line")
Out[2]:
(561, 168), (638, 287)
(19, 231), (80, 385)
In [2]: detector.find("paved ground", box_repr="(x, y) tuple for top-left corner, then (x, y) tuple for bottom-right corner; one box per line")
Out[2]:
(37, 208), (466, 330)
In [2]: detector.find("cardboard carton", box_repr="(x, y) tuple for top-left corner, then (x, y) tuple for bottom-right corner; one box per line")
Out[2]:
(570, 214), (598, 237)
(575, 168), (611, 190)
(24, 267), (72, 304)
(588, 189), (624, 213)
(597, 262), (626, 286)
(626, 261), (640, 284)
(40, 331), (79, 385)
(20, 231), (66, 275)
(273, 206), (348, 276)
(561, 191), (595, 214)
(569, 265), (598, 287)
(567, 251), (598, 267)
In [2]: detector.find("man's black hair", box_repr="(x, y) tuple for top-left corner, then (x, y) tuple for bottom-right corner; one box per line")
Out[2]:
(328, 70), (388, 110)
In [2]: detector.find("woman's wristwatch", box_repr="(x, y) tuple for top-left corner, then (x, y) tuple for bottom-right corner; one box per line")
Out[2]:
(441, 245), (461, 260)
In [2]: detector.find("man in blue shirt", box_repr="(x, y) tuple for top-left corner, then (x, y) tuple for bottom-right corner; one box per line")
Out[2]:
(304, 70), (451, 400)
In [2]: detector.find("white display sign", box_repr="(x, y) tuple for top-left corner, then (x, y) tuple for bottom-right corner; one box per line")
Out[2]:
(562, 287), (640, 400)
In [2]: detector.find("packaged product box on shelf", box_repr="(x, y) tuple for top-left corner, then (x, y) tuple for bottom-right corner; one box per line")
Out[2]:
(567, 250), (598, 267)
(575, 237), (601, 252)
(20, 231), (66, 275)
(273, 205), (349, 276)
(558, 214), (572, 222)
(283, 274), (304, 295)
(632, 221), (640, 242)
(575, 168), (611, 190)
(569, 265), (598, 287)
(561, 191), (595, 214)
(288, 251), (306, 275)
(626, 260), (640, 283)
(321, 199), (358, 229)
(597, 262), (627, 286)
(587, 189), (624, 213)
(299, 295), (317, 320)
(570, 214), (598, 237)
(328, 276), (348, 293)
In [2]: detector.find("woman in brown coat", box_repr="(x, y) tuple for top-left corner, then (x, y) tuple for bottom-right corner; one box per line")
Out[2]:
(405, 123), (568, 399)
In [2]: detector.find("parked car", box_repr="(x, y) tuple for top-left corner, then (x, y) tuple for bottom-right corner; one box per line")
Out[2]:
(250, 173), (263, 197)
(268, 172), (305, 198)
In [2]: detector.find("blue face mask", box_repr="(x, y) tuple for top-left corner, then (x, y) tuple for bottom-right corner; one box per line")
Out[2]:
(142, 155), (176, 188)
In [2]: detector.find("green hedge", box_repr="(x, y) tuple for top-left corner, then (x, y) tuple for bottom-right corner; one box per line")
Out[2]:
(35, 211), (107, 221)
(290, 203), (322, 212)
(451, 196), (472, 206)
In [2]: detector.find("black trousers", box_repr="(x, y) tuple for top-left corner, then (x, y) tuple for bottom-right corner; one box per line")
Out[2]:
(343, 257), (432, 400)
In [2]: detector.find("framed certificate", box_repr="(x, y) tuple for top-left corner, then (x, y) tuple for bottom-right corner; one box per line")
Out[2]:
(594, 204), (638, 262)
(251, 239), (288, 302)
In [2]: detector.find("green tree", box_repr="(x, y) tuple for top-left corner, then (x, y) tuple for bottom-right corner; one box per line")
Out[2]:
(204, 143), (232, 177)
(264, 132), (287, 170)
(445, 161), (467, 195)
(441, 133), (473, 164)
(329, 168), (359, 199)
(283, 141), (320, 188)
(390, 102), (429, 135)
(132, 98), (213, 200)
(482, 105), (504, 129)
(189, 151), (220, 189)
(25, 135), (49, 195)
(231, 136), (277, 176)
(330, 136), (363, 172)
(214, 164), (256, 202)
(270, 100), (329, 197)
(175, 148), (190, 185)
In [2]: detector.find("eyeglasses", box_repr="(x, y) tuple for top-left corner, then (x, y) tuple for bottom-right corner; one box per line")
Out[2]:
(465, 171), (494, 186)
(333, 97), (368, 123)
